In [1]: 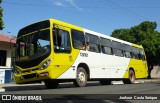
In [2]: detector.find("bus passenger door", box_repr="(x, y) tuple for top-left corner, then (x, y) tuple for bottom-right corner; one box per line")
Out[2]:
(52, 26), (75, 79)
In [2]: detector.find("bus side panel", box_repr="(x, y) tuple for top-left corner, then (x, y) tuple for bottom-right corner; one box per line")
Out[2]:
(58, 51), (131, 79)
(123, 58), (148, 79)
(108, 56), (130, 79)
(58, 50), (106, 79)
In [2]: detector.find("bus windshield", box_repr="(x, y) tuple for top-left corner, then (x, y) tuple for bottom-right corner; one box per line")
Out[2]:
(16, 29), (50, 61)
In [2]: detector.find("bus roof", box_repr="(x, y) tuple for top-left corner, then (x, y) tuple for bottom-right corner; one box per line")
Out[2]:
(18, 18), (143, 49)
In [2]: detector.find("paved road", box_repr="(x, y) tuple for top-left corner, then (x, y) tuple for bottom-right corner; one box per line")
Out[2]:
(1, 82), (160, 94)
(0, 81), (160, 103)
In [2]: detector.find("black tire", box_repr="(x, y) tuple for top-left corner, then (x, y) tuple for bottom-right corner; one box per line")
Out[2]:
(44, 79), (59, 89)
(74, 67), (88, 87)
(123, 69), (135, 84)
(100, 80), (111, 85)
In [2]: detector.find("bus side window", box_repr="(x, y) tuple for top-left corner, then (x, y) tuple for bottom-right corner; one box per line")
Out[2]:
(124, 51), (132, 58)
(112, 41), (124, 57)
(101, 46), (113, 55)
(140, 49), (146, 60)
(113, 48), (123, 57)
(71, 29), (85, 50)
(85, 33), (100, 53)
(132, 47), (140, 60)
(123, 44), (132, 58)
(100, 38), (113, 55)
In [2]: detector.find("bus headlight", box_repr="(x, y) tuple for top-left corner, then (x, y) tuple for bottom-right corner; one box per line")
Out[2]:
(41, 58), (52, 70)
(14, 67), (21, 74)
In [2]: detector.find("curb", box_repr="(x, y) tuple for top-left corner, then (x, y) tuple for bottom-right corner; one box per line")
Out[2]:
(0, 88), (5, 92)
(136, 79), (160, 83)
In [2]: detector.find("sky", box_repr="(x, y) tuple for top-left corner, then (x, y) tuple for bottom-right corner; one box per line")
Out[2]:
(1, 0), (160, 37)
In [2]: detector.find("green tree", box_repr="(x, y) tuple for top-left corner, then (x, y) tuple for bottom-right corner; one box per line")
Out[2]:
(112, 28), (136, 43)
(111, 21), (160, 78)
(0, 0), (4, 30)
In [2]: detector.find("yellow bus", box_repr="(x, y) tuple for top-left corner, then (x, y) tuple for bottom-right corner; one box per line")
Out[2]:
(14, 18), (148, 89)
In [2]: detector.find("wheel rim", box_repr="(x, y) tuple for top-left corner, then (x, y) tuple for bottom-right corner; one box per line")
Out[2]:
(130, 73), (135, 82)
(78, 71), (86, 83)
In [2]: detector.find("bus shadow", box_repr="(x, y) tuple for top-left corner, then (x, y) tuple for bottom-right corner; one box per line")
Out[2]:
(2, 82), (101, 92)
(2, 84), (46, 92)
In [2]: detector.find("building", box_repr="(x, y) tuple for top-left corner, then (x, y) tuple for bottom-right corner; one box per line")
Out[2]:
(0, 33), (16, 84)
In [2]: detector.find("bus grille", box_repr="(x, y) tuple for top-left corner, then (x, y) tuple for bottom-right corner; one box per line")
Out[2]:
(22, 68), (39, 73)
(22, 73), (37, 79)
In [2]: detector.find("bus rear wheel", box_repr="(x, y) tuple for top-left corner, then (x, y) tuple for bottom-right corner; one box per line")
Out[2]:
(123, 69), (135, 84)
(44, 79), (59, 89)
(74, 67), (88, 87)
(100, 80), (111, 85)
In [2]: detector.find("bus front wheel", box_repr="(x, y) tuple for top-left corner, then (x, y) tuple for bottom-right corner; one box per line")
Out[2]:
(44, 79), (59, 89)
(74, 67), (88, 87)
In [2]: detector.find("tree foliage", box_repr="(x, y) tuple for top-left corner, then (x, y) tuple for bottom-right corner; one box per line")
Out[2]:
(111, 21), (160, 78)
(0, 0), (4, 30)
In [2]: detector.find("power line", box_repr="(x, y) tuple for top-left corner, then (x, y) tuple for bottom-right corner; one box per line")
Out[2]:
(100, 0), (149, 21)
(3, 2), (67, 8)
(3, 1), (160, 9)
(3, 2), (104, 8)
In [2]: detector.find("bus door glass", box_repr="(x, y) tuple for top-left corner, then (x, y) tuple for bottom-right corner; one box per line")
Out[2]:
(52, 26), (73, 72)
